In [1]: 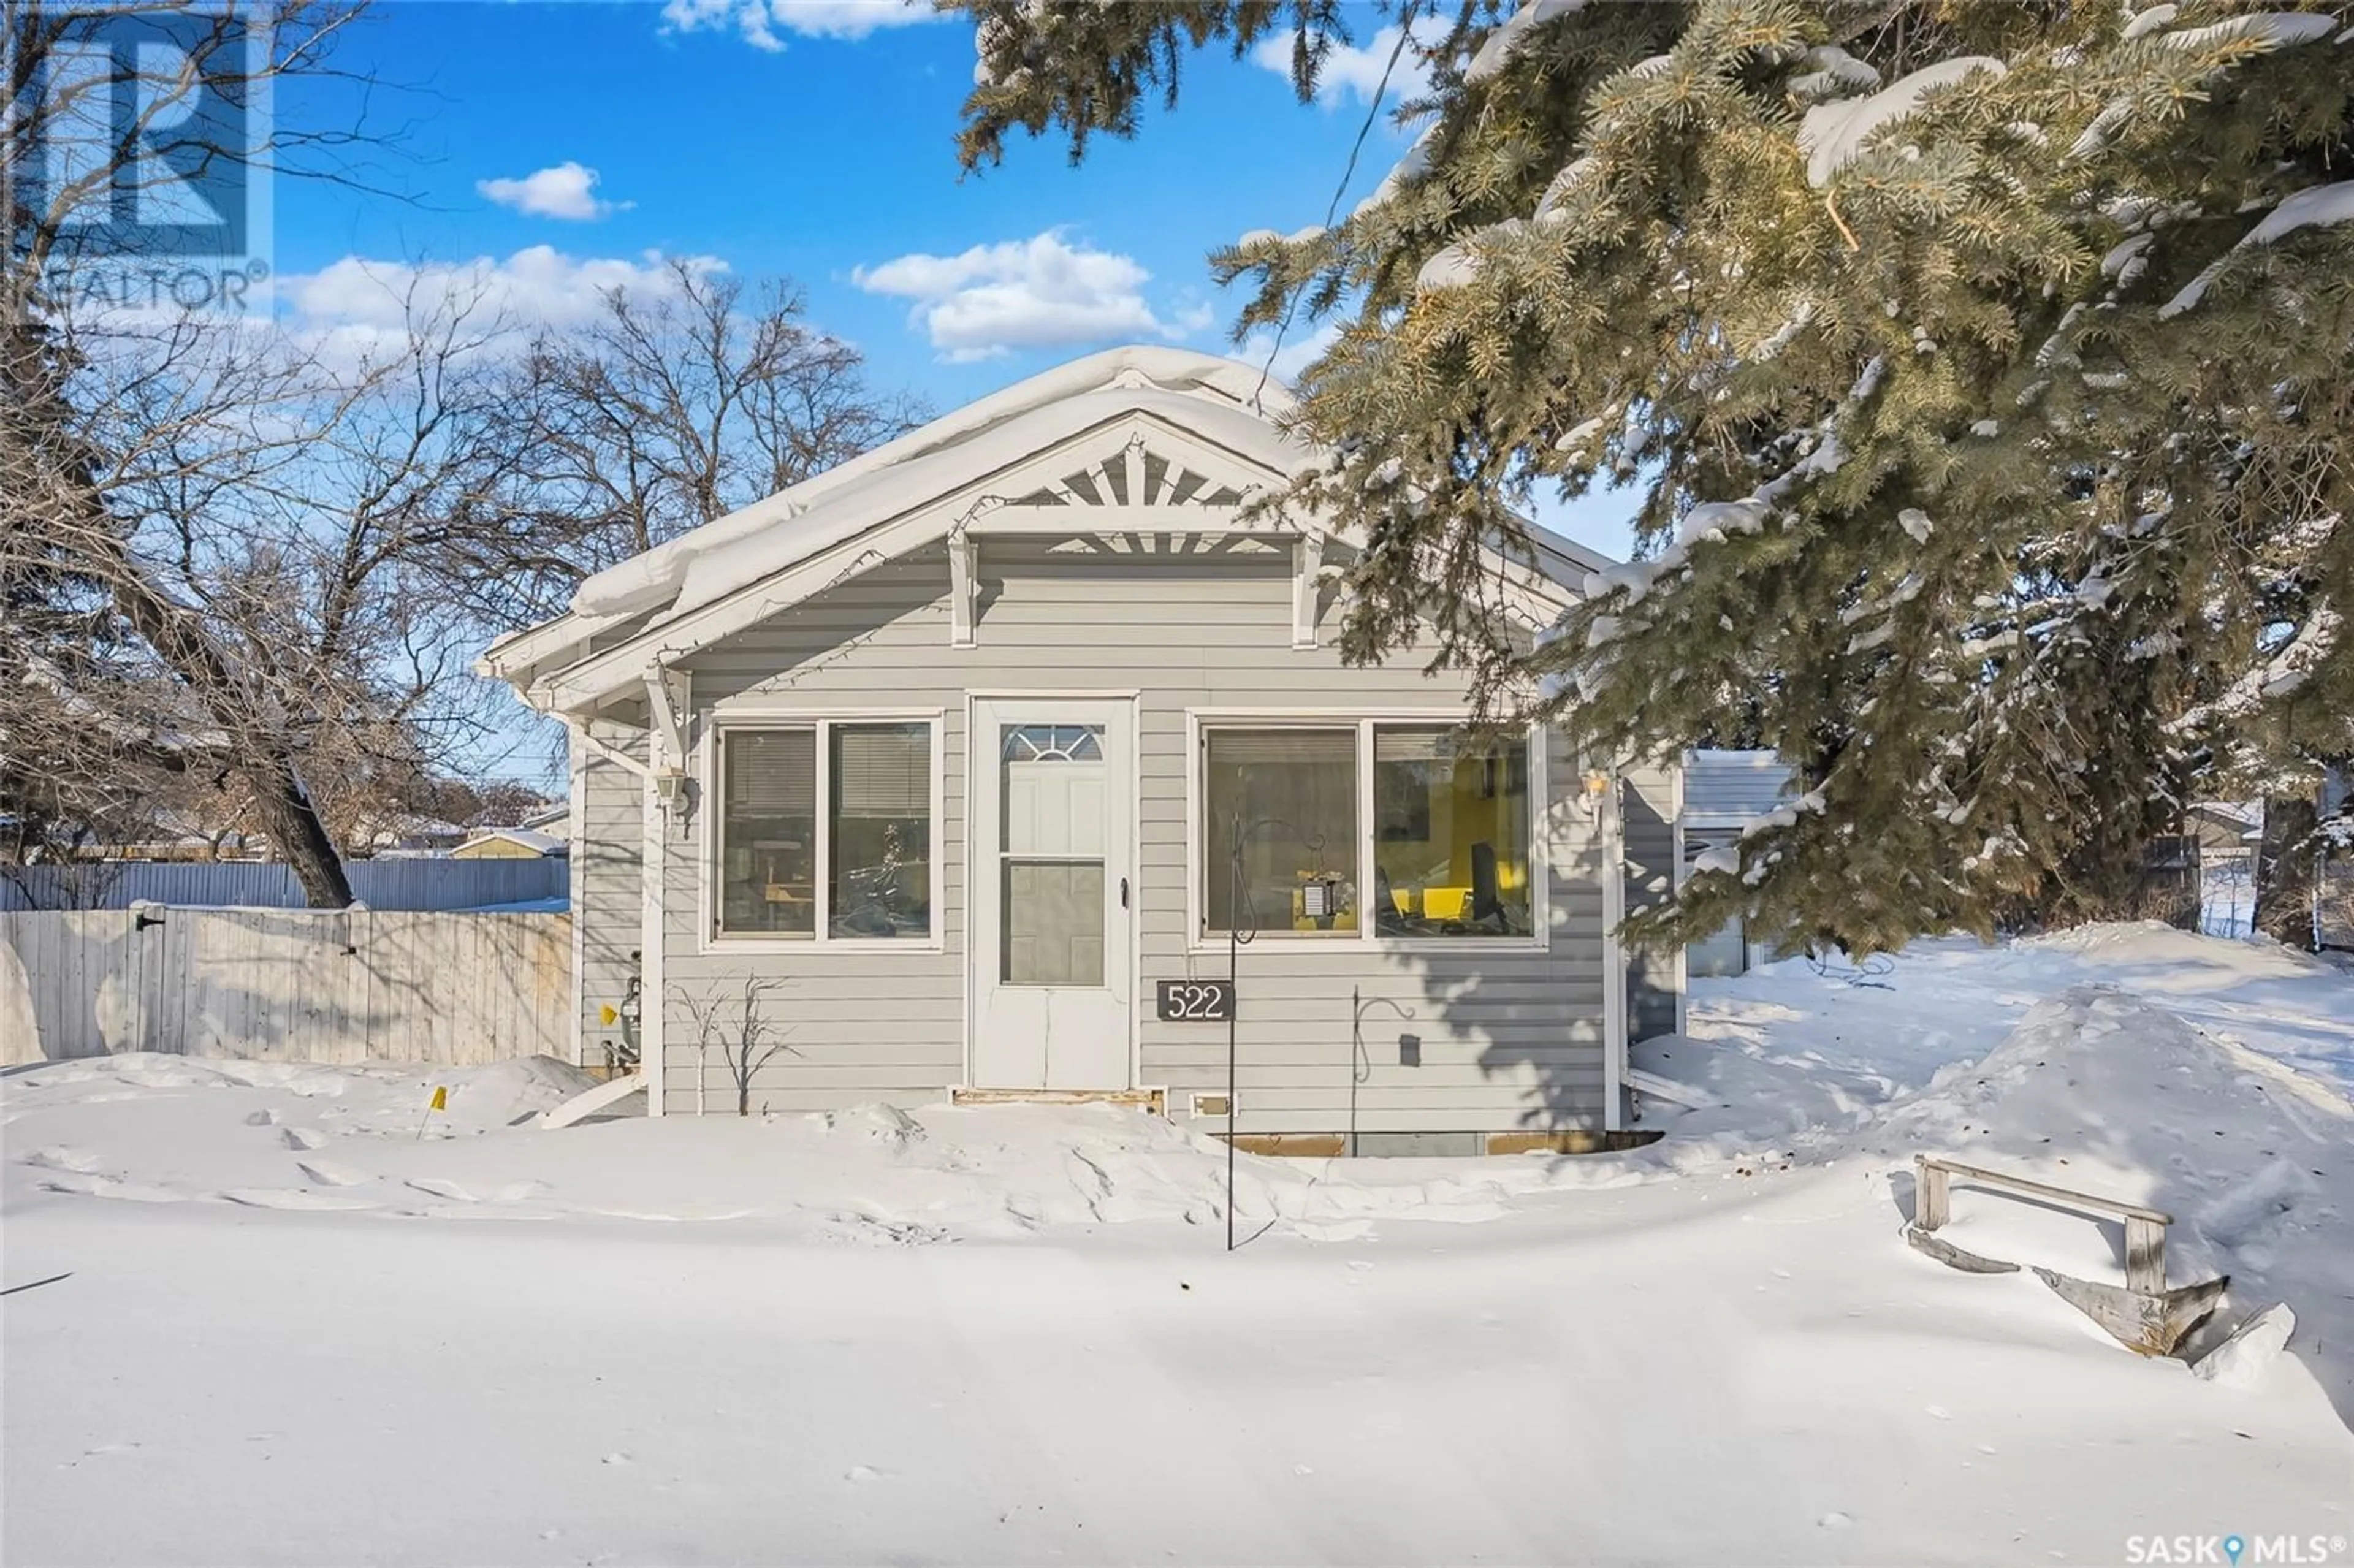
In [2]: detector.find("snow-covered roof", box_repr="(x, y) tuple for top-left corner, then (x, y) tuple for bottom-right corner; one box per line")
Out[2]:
(460, 827), (568, 856)
(517, 801), (568, 832)
(360, 815), (466, 845)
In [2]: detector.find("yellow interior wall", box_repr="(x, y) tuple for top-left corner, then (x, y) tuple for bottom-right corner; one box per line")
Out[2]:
(1372, 761), (1522, 917)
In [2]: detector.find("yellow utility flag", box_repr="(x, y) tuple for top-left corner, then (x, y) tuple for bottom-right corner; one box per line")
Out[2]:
(429, 1086), (448, 1111)
(598, 1004), (619, 1026)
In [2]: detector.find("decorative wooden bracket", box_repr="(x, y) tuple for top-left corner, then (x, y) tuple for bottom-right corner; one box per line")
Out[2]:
(642, 666), (690, 767)
(1292, 531), (1324, 649)
(949, 531), (977, 649)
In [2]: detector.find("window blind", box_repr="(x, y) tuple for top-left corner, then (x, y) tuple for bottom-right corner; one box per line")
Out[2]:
(833, 723), (929, 817)
(1205, 728), (1354, 767)
(724, 729), (814, 818)
(1374, 726), (1456, 763)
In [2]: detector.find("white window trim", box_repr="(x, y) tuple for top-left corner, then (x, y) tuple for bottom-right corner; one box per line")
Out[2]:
(1183, 707), (1551, 957)
(698, 707), (948, 955)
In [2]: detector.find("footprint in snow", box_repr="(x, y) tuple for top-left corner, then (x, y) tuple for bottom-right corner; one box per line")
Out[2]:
(844, 1465), (882, 1483)
(279, 1127), (326, 1151)
(38, 1173), (187, 1203)
(218, 1188), (378, 1212)
(294, 1160), (371, 1188)
(244, 1109), (279, 1127)
(1819, 1512), (1854, 1529)
(601, 1453), (631, 1466)
(21, 1146), (102, 1173)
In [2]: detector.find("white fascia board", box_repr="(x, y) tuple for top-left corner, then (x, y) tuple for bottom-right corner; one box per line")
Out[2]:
(476, 606), (644, 692)
(541, 503), (942, 714)
(476, 614), (583, 684)
(571, 346), (1298, 622)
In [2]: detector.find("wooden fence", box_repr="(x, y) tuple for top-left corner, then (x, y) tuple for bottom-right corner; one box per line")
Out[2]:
(0, 907), (571, 1066)
(0, 858), (567, 913)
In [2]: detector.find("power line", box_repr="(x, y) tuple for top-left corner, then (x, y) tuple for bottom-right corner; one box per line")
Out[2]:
(1252, 0), (1423, 413)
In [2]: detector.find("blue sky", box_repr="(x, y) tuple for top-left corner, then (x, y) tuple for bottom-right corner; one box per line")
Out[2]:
(273, 1), (1637, 779)
(280, 0), (1638, 550)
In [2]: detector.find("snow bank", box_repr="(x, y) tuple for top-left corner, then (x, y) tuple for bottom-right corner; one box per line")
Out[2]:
(2, 1057), (1650, 1241)
(1640, 929), (2353, 1413)
(7, 923), (2351, 1566)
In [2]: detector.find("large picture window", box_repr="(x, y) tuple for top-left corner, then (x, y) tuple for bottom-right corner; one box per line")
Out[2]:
(1372, 726), (1532, 938)
(714, 719), (936, 942)
(1200, 720), (1537, 942)
(1203, 728), (1358, 934)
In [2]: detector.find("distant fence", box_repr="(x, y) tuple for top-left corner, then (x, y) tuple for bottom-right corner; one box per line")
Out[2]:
(0, 858), (566, 913)
(1, 907), (571, 1065)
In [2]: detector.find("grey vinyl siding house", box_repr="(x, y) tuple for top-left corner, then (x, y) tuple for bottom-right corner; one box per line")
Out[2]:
(486, 348), (1683, 1146)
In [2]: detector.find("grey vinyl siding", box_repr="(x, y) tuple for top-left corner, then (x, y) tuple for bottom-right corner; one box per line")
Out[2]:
(1685, 748), (1791, 821)
(577, 724), (644, 1070)
(654, 539), (1611, 1132)
(1621, 761), (1682, 1041)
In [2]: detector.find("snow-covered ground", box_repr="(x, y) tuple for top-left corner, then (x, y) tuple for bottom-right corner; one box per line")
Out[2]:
(4, 924), (2348, 1565)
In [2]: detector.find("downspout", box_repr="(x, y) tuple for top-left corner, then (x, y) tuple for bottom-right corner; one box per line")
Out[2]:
(1669, 758), (1688, 1038)
(639, 723), (669, 1119)
(566, 722), (587, 1069)
(1601, 763), (1628, 1133)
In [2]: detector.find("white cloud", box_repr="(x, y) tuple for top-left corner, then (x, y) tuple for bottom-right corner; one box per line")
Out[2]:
(853, 231), (1196, 363)
(660, 0), (941, 50)
(1236, 319), (1341, 386)
(284, 247), (723, 365)
(1251, 24), (1433, 106)
(475, 162), (630, 221)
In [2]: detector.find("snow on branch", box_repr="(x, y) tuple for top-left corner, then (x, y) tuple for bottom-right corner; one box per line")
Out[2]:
(2157, 11), (2338, 52)
(1464, 0), (1589, 85)
(2168, 604), (2343, 732)
(2160, 181), (2354, 317)
(1797, 58), (2006, 188)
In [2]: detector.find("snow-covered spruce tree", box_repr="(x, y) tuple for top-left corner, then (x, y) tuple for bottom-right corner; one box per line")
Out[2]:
(950, 0), (2354, 955)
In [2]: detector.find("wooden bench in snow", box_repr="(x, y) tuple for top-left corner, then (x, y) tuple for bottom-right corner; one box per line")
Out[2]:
(536, 1071), (644, 1130)
(1912, 1154), (2172, 1292)
(1906, 1154), (2226, 1356)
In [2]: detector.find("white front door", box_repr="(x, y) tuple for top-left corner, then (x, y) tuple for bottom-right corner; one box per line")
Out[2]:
(969, 698), (1134, 1090)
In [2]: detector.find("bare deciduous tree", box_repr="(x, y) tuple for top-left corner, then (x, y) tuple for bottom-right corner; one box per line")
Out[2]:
(4, 1), (375, 904)
(5, 7), (918, 905)
(676, 976), (794, 1117)
(512, 262), (925, 583)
